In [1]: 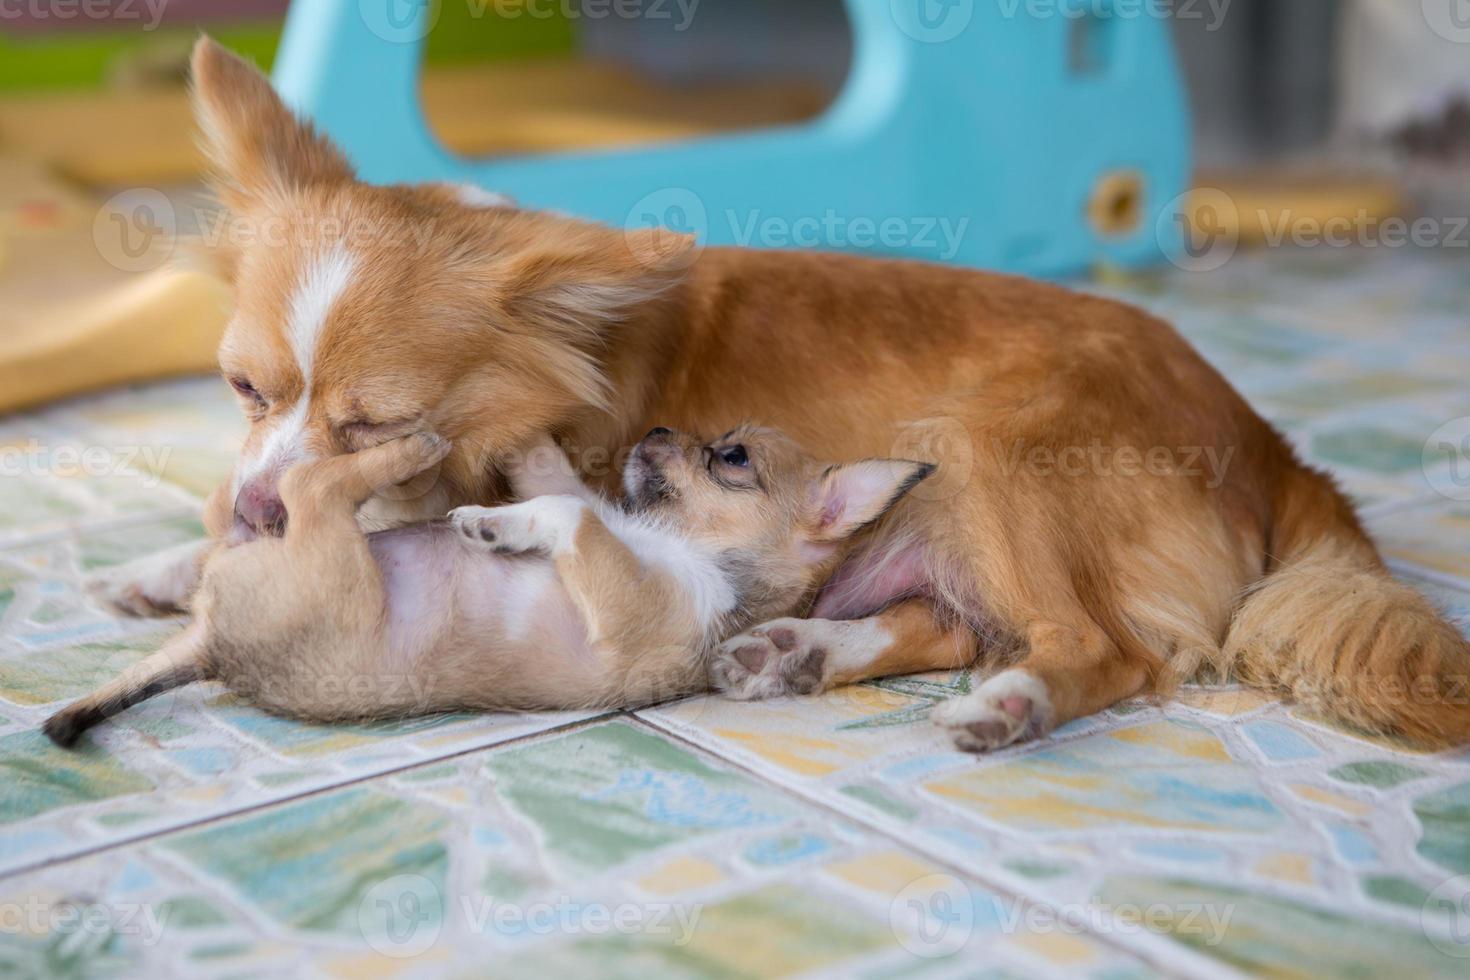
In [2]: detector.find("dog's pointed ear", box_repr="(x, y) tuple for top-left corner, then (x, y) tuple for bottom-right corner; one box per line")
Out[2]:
(190, 36), (354, 210)
(490, 222), (697, 344)
(807, 459), (935, 542)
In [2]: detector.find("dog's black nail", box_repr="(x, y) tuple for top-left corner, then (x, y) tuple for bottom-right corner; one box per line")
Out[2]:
(480, 528), (496, 542)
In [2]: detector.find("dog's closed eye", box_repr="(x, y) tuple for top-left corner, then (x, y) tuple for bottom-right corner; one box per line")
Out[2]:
(339, 417), (421, 449)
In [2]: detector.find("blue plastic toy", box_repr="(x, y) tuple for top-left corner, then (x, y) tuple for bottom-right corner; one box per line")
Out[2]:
(272, 0), (1190, 276)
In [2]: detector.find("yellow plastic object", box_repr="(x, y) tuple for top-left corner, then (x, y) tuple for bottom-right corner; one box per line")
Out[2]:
(1184, 172), (1408, 247)
(0, 267), (231, 414)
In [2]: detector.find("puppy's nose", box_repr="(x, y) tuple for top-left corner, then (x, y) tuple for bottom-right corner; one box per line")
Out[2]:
(234, 480), (287, 537)
(645, 427), (672, 439)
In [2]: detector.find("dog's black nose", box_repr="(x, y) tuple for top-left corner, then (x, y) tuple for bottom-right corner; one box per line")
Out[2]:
(645, 427), (672, 439)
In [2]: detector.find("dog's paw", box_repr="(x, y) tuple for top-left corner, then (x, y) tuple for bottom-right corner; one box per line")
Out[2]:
(712, 619), (833, 700)
(84, 540), (205, 617)
(932, 669), (1056, 753)
(450, 497), (585, 555)
(399, 432), (452, 471)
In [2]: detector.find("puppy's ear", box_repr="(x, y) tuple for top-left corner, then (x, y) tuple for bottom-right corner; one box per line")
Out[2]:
(190, 35), (354, 211)
(807, 459), (935, 542)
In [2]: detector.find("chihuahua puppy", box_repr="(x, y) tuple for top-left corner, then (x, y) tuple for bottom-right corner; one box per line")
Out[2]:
(44, 427), (930, 744)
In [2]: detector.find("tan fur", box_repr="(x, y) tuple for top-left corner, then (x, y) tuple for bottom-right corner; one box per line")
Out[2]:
(83, 38), (1470, 749)
(1219, 466), (1470, 746)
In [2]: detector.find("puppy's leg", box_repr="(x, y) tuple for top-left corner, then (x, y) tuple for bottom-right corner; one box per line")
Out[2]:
(504, 434), (598, 503)
(713, 599), (975, 700)
(85, 482), (233, 617)
(451, 498), (697, 702)
(84, 539), (212, 617)
(280, 434), (451, 538)
(43, 622), (209, 746)
(932, 620), (1148, 752)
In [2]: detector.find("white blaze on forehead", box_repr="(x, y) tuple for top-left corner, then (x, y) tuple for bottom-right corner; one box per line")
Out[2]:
(286, 241), (356, 385)
(234, 243), (357, 490)
(452, 183), (514, 209)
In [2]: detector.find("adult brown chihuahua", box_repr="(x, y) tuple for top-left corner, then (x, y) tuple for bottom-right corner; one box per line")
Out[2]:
(88, 37), (1470, 751)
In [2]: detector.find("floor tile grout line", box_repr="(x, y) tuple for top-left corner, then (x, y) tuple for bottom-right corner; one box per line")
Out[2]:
(624, 713), (1218, 980)
(0, 710), (626, 882)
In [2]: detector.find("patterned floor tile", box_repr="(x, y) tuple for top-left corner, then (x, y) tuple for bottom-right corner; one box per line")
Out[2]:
(45, 376), (246, 501)
(0, 519), (600, 877)
(1370, 499), (1470, 587)
(640, 682), (1470, 975)
(0, 720), (1160, 979)
(0, 421), (200, 549)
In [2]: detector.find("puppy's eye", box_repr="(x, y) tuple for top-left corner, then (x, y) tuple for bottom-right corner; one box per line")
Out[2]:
(228, 376), (266, 407)
(719, 446), (749, 468)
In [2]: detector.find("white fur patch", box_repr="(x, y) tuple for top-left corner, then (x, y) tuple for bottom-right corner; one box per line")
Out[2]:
(931, 668), (1056, 752)
(596, 505), (736, 633)
(452, 184), (514, 209)
(235, 244), (356, 489)
(286, 242), (356, 383)
(451, 497), (588, 555)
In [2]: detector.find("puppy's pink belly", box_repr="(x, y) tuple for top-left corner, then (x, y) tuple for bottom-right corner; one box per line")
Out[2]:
(369, 525), (468, 654)
(367, 524), (593, 666)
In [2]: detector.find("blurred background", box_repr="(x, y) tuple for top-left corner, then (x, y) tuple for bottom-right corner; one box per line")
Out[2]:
(0, 0), (1467, 410)
(3, 0), (1466, 177)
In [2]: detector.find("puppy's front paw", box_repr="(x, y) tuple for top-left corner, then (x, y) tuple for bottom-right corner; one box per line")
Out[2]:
(450, 497), (585, 555)
(931, 669), (1055, 753)
(712, 619), (832, 700)
(84, 540), (205, 617)
(450, 505), (524, 553)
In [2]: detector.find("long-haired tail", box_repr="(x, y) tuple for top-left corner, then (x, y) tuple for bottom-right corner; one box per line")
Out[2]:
(1223, 468), (1470, 747)
(44, 624), (210, 748)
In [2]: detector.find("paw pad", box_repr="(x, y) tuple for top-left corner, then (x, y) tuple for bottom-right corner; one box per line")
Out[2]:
(713, 621), (831, 700)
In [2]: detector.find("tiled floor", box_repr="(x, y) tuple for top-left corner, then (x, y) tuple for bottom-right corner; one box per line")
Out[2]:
(2, 245), (1469, 978)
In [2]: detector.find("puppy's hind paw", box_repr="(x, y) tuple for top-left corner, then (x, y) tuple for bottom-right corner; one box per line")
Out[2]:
(932, 669), (1056, 753)
(84, 540), (205, 618)
(712, 619), (831, 700)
